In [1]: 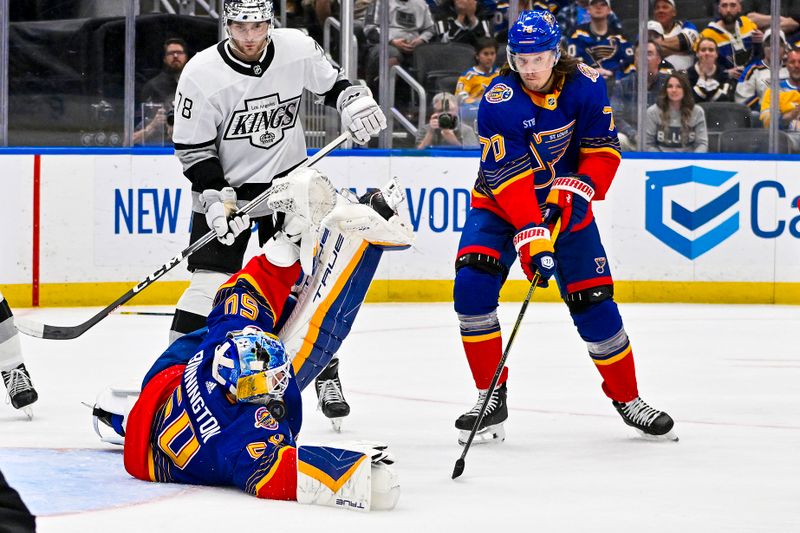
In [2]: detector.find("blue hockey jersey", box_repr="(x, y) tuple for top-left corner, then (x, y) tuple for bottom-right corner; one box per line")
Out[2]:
(472, 63), (621, 229)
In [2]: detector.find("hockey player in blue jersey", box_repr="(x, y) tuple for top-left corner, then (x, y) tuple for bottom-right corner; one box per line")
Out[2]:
(453, 10), (676, 445)
(115, 255), (400, 510)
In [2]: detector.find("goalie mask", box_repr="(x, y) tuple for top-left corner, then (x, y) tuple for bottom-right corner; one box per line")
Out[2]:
(212, 326), (290, 406)
(224, 0), (274, 51)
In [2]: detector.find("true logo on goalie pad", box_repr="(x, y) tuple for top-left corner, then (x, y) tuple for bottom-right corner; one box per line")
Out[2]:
(224, 93), (301, 150)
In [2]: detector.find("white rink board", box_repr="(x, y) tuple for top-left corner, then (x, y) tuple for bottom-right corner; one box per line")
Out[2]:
(1, 153), (800, 285)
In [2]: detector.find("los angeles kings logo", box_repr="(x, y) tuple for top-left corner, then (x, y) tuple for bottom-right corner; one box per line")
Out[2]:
(224, 93), (301, 149)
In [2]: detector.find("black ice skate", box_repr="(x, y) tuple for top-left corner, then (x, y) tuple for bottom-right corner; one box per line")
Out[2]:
(612, 396), (678, 441)
(2, 363), (38, 420)
(455, 383), (508, 445)
(315, 358), (350, 433)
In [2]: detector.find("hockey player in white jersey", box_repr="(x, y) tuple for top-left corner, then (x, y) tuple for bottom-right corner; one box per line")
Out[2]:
(1, 290), (38, 419)
(170, 0), (389, 428)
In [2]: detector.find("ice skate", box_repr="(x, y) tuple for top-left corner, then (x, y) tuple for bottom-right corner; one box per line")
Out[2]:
(315, 358), (350, 432)
(2, 363), (38, 420)
(455, 383), (508, 445)
(612, 396), (678, 441)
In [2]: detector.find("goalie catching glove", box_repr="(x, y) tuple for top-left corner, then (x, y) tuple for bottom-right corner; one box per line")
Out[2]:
(201, 187), (251, 245)
(337, 85), (387, 145)
(514, 223), (556, 286)
(544, 174), (595, 233)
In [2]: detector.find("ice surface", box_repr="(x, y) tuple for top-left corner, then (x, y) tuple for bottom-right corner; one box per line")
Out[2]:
(1, 302), (798, 532)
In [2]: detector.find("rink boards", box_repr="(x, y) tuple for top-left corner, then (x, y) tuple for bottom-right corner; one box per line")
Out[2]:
(1, 149), (799, 306)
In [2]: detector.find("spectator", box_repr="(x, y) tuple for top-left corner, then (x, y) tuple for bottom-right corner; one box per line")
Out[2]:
(611, 40), (670, 150)
(736, 28), (788, 119)
(568, 0), (633, 83)
(557, 0), (623, 39)
(480, 1), (564, 42)
(435, 0), (493, 47)
(647, 0), (700, 72)
(455, 37), (500, 104)
(700, 0), (762, 80)
(416, 92), (479, 148)
(645, 72), (709, 152)
(134, 37), (188, 146)
(741, 0), (800, 34)
(687, 37), (735, 102)
(759, 47), (800, 130)
(364, 0), (435, 87)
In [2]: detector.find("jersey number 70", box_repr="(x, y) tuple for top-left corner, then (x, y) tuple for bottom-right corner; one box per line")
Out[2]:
(479, 134), (506, 162)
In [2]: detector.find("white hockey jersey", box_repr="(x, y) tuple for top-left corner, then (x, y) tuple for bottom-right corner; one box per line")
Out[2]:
(172, 29), (346, 193)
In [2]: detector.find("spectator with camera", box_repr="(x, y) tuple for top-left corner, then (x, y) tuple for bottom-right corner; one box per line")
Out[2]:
(416, 92), (478, 149)
(134, 37), (189, 146)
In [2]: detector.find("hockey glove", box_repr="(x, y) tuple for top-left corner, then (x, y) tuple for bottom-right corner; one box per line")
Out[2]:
(201, 187), (251, 246)
(514, 223), (557, 286)
(544, 174), (595, 233)
(337, 85), (387, 145)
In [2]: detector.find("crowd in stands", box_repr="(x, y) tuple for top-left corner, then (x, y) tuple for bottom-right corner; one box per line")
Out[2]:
(11, 0), (800, 151)
(324, 0), (800, 151)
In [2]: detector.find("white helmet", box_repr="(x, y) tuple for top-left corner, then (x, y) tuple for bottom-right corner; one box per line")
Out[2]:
(224, 0), (274, 24)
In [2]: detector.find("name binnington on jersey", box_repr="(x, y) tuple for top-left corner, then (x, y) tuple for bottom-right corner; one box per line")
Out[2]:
(224, 94), (301, 149)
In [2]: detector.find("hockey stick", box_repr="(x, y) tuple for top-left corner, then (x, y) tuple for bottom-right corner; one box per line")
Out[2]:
(15, 132), (351, 340)
(452, 221), (561, 479)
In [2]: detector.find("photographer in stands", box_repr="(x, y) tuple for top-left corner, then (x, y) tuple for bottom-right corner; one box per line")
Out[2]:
(416, 92), (478, 149)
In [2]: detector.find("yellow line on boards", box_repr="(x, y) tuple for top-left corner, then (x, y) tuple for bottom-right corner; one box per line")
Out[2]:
(1, 280), (799, 307)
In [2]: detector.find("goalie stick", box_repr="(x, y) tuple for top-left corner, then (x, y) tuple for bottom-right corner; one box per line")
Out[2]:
(15, 132), (351, 340)
(452, 221), (561, 479)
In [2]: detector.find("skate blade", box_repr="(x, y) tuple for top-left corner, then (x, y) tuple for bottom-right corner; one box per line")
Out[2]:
(634, 428), (679, 442)
(458, 423), (506, 446)
(330, 417), (343, 433)
(22, 406), (34, 421)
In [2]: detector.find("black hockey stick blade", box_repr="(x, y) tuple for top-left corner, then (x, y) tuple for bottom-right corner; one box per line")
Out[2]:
(15, 132), (351, 340)
(452, 458), (465, 479)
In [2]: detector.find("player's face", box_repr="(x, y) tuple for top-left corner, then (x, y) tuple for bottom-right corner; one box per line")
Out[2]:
(228, 21), (270, 58)
(653, 0), (675, 27)
(666, 77), (684, 103)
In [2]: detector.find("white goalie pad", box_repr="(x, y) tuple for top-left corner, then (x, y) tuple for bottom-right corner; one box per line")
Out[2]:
(296, 443), (400, 512)
(266, 167), (338, 226)
(279, 178), (413, 390)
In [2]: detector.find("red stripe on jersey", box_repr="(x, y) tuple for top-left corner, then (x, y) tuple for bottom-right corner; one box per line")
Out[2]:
(566, 276), (613, 294)
(457, 245), (501, 259)
(224, 255), (302, 323)
(124, 365), (186, 482)
(577, 151), (620, 201)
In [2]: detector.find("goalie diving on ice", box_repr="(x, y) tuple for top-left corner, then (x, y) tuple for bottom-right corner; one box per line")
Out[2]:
(91, 165), (411, 508)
